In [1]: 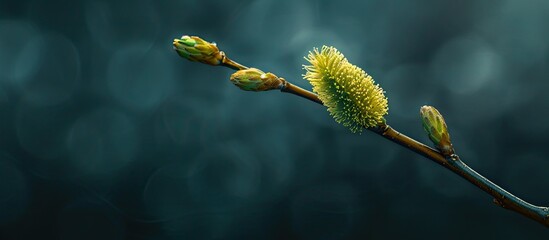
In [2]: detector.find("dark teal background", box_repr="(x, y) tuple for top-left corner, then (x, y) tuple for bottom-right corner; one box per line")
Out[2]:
(1, 0), (549, 239)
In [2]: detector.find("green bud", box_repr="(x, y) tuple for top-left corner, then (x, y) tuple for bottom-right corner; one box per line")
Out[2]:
(230, 68), (284, 91)
(420, 106), (453, 155)
(173, 35), (222, 66)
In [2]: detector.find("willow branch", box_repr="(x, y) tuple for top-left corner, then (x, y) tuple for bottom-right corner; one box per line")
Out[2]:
(173, 36), (549, 227)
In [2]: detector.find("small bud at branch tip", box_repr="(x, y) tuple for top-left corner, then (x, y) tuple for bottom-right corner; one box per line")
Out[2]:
(173, 35), (223, 66)
(420, 105), (454, 155)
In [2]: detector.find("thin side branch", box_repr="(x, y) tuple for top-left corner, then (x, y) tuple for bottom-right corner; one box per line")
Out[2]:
(373, 125), (549, 227)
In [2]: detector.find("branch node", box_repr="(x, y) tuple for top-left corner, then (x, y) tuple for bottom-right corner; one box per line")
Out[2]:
(493, 198), (506, 208)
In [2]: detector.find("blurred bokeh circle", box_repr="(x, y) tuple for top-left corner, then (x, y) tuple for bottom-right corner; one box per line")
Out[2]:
(107, 44), (175, 112)
(187, 142), (261, 208)
(0, 20), (40, 85)
(19, 34), (81, 106)
(86, 1), (159, 50)
(143, 160), (194, 220)
(143, 142), (260, 212)
(16, 103), (73, 163)
(66, 108), (138, 179)
(291, 182), (361, 240)
(384, 64), (434, 120)
(431, 35), (502, 95)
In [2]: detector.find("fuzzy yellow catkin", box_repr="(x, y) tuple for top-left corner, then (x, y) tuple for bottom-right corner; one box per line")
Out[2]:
(303, 46), (388, 133)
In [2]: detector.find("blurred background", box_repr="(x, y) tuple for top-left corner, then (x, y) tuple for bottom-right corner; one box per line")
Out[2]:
(1, 0), (549, 239)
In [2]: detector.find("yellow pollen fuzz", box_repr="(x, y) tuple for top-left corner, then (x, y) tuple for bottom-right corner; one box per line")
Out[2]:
(303, 46), (388, 133)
